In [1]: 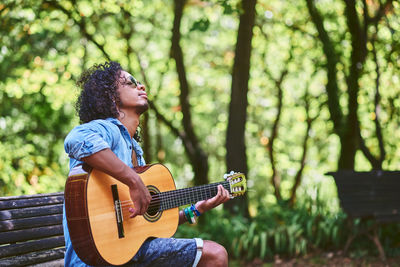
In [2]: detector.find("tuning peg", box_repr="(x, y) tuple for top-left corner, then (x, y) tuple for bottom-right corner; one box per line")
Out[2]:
(224, 171), (235, 180)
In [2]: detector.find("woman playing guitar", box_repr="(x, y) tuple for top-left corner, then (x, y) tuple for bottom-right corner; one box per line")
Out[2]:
(63, 61), (231, 267)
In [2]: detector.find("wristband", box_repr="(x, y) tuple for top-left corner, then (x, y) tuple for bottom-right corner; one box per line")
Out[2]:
(184, 207), (196, 224)
(189, 209), (196, 224)
(190, 204), (201, 217)
(184, 207), (191, 223)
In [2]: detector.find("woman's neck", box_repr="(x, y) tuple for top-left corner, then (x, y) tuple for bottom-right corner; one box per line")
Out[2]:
(118, 111), (140, 138)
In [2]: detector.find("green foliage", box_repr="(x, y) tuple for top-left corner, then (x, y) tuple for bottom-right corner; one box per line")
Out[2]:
(0, 0), (80, 195)
(177, 200), (400, 261)
(190, 18), (210, 32)
(341, 218), (400, 258)
(0, 88), (75, 195)
(176, 197), (349, 260)
(231, 200), (347, 259)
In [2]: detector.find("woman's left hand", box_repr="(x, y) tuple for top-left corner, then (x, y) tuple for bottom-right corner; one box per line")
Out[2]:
(195, 184), (231, 214)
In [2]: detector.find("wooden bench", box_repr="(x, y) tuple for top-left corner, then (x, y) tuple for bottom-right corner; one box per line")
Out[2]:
(0, 192), (65, 266)
(328, 170), (400, 261)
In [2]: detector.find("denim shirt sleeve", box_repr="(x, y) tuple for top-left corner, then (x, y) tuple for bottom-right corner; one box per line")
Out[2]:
(64, 121), (114, 160)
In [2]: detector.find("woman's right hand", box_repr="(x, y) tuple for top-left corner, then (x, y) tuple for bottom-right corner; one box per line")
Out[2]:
(82, 149), (151, 217)
(128, 175), (151, 218)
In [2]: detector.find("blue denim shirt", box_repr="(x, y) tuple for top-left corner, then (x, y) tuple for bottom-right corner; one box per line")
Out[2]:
(63, 118), (145, 267)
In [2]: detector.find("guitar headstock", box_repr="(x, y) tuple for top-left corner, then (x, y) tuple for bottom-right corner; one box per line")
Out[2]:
(224, 171), (247, 198)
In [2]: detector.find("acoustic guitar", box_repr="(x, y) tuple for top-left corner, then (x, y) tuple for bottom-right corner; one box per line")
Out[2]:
(65, 163), (246, 266)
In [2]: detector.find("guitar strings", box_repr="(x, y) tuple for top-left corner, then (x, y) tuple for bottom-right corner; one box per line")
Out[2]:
(119, 188), (225, 215)
(117, 182), (227, 207)
(116, 181), (231, 213)
(66, 182), (233, 239)
(118, 181), (230, 208)
(119, 181), (229, 207)
(67, 178), (239, 248)
(68, 182), (232, 220)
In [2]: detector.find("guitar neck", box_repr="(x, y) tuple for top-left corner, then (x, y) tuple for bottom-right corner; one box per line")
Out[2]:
(157, 181), (230, 211)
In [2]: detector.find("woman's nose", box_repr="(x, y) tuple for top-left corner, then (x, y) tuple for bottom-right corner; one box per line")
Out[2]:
(138, 82), (146, 91)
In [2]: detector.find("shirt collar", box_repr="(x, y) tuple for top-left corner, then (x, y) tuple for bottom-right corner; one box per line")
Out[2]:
(106, 118), (143, 157)
(106, 117), (123, 126)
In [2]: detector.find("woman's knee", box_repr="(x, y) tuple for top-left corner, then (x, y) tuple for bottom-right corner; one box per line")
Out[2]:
(198, 240), (228, 267)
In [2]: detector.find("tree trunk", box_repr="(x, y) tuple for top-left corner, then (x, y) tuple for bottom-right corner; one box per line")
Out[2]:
(338, 0), (368, 169)
(306, 0), (367, 170)
(171, 0), (209, 186)
(225, 0), (257, 216)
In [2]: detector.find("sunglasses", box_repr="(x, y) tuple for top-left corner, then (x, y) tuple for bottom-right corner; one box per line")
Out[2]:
(129, 76), (142, 87)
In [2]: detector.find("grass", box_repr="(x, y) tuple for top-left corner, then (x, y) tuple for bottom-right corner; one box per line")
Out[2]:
(229, 252), (400, 267)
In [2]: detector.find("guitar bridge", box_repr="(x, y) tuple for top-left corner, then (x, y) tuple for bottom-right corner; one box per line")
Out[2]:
(111, 184), (125, 238)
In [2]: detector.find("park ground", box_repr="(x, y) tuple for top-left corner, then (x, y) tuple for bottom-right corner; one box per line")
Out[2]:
(231, 251), (400, 267)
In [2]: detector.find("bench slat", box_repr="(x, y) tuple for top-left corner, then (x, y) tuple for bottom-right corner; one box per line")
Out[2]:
(337, 189), (400, 195)
(376, 214), (400, 222)
(338, 195), (400, 200)
(329, 171), (400, 221)
(0, 247), (65, 267)
(340, 199), (400, 207)
(0, 225), (63, 245)
(343, 210), (400, 218)
(0, 193), (65, 266)
(0, 236), (65, 258)
(0, 194), (64, 210)
(0, 214), (63, 232)
(0, 204), (63, 221)
(0, 192), (63, 202)
(341, 202), (400, 215)
(30, 258), (64, 267)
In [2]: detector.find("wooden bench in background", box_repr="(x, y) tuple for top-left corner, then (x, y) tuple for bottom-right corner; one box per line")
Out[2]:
(0, 192), (65, 266)
(328, 170), (400, 261)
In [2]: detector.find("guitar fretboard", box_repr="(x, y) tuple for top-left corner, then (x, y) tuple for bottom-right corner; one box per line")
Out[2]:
(154, 181), (230, 211)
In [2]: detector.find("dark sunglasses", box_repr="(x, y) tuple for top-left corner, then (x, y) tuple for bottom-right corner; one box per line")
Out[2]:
(129, 76), (141, 87)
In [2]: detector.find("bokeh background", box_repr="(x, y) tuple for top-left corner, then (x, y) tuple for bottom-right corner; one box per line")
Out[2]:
(1, 0), (399, 264)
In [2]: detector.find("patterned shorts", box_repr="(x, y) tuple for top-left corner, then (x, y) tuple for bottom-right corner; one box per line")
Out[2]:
(126, 237), (202, 267)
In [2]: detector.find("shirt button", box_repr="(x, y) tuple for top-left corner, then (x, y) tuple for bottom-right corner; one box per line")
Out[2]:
(129, 146), (132, 149)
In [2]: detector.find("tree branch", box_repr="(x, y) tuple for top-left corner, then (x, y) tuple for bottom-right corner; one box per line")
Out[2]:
(358, 22), (386, 169)
(289, 88), (319, 206)
(171, 0), (199, 147)
(305, 0), (343, 136)
(260, 37), (293, 201)
(170, 0), (209, 185)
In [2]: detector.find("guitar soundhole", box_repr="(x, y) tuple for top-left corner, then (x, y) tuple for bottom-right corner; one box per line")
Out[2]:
(144, 185), (162, 222)
(147, 191), (160, 216)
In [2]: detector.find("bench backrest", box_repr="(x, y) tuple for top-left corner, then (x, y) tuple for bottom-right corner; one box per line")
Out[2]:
(328, 171), (400, 222)
(0, 192), (65, 266)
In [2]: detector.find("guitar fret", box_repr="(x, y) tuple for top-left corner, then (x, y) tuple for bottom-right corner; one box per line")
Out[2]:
(160, 193), (165, 210)
(159, 181), (230, 211)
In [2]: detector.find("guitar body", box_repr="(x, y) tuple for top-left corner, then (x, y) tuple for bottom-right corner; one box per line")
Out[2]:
(65, 163), (179, 266)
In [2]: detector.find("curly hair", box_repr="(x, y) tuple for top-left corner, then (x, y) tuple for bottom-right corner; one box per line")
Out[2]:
(76, 61), (142, 142)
